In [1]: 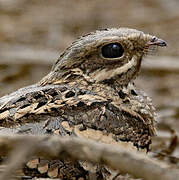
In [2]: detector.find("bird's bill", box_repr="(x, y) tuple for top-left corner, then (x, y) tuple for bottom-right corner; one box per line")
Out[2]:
(147, 37), (167, 47)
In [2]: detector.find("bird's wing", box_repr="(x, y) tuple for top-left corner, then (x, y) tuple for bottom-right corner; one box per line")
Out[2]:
(0, 83), (153, 148)
(0, 83), (153, 179)
(0, 83), (107, 126)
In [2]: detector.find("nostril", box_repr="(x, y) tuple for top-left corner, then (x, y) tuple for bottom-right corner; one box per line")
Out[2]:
(151, 37), (157, 42)
(147, 38), (167, 47)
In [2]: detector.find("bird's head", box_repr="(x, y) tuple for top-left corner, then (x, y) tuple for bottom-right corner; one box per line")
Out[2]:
(40, 28), (166, 86)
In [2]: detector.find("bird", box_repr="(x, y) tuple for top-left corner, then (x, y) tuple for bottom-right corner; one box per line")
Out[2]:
(0, 28), (166, 179)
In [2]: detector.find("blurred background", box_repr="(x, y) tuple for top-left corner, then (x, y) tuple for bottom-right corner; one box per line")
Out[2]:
(0, 0), (179, 160)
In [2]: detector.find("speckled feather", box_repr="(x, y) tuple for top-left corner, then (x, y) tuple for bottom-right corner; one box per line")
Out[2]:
(0, 28), (166, 179)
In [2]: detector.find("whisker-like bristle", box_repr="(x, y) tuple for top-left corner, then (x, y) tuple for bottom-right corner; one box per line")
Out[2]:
(143, 45), (158, 56)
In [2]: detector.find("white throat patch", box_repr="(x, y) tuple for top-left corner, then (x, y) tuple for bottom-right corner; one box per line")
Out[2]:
(91, 55), (138, 82)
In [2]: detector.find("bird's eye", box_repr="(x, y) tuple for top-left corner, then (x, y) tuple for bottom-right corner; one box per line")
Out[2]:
(101, 43), (124, 58)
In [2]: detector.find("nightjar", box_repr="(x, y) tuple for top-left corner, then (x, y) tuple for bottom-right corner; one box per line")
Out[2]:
(0, 28), (166, 179)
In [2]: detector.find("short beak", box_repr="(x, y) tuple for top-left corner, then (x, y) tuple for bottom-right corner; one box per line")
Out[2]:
(147, 38), (167, 47)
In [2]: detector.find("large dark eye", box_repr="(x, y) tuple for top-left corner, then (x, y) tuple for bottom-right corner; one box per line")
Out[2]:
(101, 43), (124, 58)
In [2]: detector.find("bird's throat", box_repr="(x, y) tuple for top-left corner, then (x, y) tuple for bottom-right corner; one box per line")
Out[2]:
(90, 55), (139, 84)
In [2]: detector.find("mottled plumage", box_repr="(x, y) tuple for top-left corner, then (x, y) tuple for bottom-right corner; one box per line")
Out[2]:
(0, 28), (166, 179)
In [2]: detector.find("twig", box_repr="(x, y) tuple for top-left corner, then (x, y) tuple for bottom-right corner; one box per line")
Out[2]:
(0, 135), (178, 180)
(0, 138), (37, 180)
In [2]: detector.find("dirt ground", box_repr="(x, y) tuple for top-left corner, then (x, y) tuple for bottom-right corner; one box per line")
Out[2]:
(0, 0), (179, 178)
